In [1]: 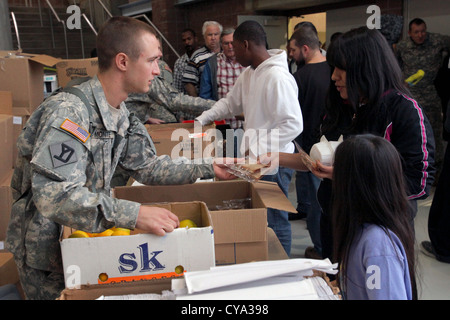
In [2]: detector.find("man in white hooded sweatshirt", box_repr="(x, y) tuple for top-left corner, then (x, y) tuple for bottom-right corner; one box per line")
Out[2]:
(196, 20), (303, 256)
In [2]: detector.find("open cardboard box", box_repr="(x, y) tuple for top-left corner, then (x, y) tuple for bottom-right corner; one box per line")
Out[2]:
(60, 201), (214, 289)
(55, 57), (98, 88)
(0, 52), (99, 114)
(0, 51), (60, 113)
(114, 180), (297, 265)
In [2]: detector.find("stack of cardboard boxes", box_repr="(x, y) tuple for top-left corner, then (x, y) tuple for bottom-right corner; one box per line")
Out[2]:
(0, 90), (19, 297)
(0, 52), (99, 298)
(0, 51), (61, 298)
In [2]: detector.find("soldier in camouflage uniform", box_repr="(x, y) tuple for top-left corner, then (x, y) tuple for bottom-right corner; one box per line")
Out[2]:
(5, 16), (233, 300)
(125, 62), (215, 124)
(396, 18), (450, 178)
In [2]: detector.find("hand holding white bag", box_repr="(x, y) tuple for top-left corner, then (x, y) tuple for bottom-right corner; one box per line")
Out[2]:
(309, 135), (343, 166)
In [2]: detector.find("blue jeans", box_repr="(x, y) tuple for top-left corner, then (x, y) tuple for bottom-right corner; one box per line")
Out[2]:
(261, 166), (294, 256)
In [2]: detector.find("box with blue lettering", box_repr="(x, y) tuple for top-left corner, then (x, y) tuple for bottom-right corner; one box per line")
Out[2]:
(60, 201), (214, 289)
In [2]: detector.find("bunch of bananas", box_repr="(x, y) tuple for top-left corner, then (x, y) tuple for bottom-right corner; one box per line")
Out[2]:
(68, 227), (131, 238)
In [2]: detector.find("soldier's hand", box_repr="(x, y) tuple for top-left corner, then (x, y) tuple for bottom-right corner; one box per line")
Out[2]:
(212, 157), (241, 180)
(136, 206), (180, 236)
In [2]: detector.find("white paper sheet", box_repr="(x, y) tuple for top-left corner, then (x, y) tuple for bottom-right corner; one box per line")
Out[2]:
(182, 258), (338, 294)
(176, 276), (340, 300)
(177, 277), (320, 300)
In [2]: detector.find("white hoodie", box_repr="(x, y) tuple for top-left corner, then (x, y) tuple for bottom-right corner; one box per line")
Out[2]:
(196, 49), (303, 157)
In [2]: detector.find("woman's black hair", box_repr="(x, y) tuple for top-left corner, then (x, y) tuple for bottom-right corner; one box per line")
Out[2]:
(332, 134), (418, 300)
(322, 27), (411, 136)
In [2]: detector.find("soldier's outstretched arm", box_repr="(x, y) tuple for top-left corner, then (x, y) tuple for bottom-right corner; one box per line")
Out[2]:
(149, 77), (214, 117)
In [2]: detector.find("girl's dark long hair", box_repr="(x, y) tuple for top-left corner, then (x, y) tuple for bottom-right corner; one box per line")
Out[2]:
(332, 134), (417, 300)
(322, 26), (411, 136)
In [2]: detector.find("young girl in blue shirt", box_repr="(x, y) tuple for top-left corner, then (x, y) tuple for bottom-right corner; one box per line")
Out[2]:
(331, 134), (417, 300)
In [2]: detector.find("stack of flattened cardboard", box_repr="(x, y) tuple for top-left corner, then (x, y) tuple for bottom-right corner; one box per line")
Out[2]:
(175, 258), (340, 300)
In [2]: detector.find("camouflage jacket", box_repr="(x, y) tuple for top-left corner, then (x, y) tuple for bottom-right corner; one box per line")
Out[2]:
(125, 76), (215, 123)
(6, 76), (214, 273)
(396, 33), (450, 101)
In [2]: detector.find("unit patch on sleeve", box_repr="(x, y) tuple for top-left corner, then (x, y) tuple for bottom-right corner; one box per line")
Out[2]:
(49, 140), (79, 168)
(60, 119), (90, 143)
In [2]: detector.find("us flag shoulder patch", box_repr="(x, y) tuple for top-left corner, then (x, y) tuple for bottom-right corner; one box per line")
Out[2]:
(60, 119), (90, 143)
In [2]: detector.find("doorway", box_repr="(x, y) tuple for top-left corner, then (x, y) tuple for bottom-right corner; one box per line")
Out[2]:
(288, 12), (327, 49)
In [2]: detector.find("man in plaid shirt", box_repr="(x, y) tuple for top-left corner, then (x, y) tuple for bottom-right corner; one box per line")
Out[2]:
(200, 28), (246, 129)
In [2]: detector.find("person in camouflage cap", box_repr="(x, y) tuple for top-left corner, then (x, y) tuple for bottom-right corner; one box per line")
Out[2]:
(396, 18), (450, 179)
(5, 16), (234, 300)
(125, 60), (215, 124)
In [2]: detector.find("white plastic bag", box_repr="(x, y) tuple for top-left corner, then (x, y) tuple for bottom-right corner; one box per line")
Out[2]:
(309, 135), (343, 166)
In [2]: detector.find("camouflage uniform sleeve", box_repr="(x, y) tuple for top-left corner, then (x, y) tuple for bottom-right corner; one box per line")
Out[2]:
(441, 33), (450, 49)
(30, 96), (140, 232)
(149, 77), (215, 117)
(120, 121), (215, 185)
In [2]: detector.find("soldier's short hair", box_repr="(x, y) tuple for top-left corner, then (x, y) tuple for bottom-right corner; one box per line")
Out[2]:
(408, 18), (426, 30)
(96, 16), (157, 72)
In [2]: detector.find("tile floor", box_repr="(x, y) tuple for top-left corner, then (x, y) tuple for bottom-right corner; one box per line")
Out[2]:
(287, 177), (450, 300)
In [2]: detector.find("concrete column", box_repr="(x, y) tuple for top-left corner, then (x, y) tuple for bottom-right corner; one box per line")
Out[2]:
(0, 1), (14, 50)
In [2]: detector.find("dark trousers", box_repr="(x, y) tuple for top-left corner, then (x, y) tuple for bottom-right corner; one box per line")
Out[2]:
(428, 144), (450, 263)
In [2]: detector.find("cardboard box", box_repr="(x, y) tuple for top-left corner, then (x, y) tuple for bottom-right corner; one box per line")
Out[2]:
(145, 122), (217, 160)
(0, 115), (13, 179)
(0, 251), (20, 287)
(0, 52), (60, 112)
(58, 278), (172, 300)
(11, 109), (30, 167)
(60, 201), (215, 289)
(0, 170), (13, 244)
(114, 180), (297, 265)
(0, 91), (13, 115)
(55, 57), (98, 88)
(59, 227), (290, 300)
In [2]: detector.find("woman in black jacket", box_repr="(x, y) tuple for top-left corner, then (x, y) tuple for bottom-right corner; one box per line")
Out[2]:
(316, 26), (436, 260)
(273, 27), (436, 261)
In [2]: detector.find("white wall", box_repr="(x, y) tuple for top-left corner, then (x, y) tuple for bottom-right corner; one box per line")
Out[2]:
(403, 0), (450, 36)
(237, 15), (288, 50)
(325, 5), (369, 49)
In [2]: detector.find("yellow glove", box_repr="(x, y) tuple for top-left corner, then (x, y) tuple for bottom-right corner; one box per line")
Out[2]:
(405, 70), (425, 86)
